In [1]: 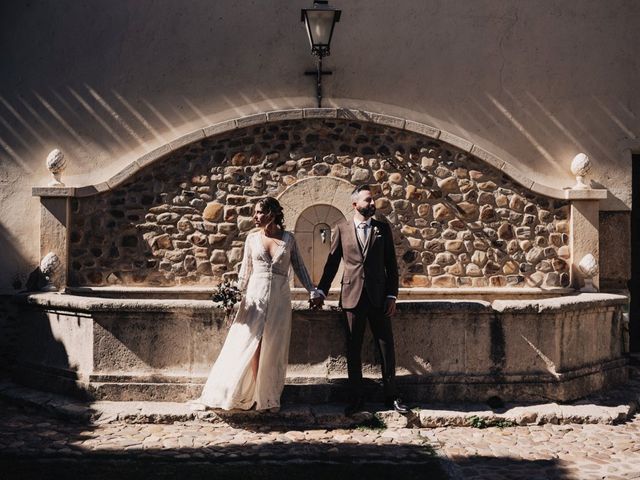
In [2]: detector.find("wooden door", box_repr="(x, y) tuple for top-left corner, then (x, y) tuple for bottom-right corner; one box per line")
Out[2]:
(294, 205), (345, 290)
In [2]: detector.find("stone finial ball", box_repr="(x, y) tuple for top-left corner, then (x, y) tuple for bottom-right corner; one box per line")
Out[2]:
(40, 252), (61, 276)
(46, 149), (66, 174)
(578, 253), (599, 278)
(570, 153), (591, 177)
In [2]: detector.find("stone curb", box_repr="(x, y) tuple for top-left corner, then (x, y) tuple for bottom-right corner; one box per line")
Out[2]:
(1, 380), (638, 429)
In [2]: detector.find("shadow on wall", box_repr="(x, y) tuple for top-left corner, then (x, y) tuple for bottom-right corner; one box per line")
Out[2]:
(0, 222), (32, 291)
(0, 0), (637, 211)
(9, 295), (93, 401)
(0, 223), (89, 401)
(0, 222), (32, 375)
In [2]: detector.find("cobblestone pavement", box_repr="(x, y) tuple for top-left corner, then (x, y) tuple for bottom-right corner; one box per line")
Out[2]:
(0, 401), (445, 480)
(432, 416), (640, 479)
(1, 366), (640, 479)
(1, 400), (640, 480)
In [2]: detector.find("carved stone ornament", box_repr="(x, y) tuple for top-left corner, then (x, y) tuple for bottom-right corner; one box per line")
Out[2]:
(577, 253), (598, 292)
(46, 148), (67, 186)
(40, 252), (61, 291)
(570, 153), (591, 190)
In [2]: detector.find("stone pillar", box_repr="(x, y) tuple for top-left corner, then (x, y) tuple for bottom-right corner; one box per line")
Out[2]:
(569, 200), (600, 290)
(33, 188), (74, 290)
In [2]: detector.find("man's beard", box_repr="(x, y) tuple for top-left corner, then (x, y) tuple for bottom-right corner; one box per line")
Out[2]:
(357, 205), (376, 218)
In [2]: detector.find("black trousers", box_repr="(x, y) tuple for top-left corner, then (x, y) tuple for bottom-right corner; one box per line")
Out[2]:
(342, 293), (398, 401)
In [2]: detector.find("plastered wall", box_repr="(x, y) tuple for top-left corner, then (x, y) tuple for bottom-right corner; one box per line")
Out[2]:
(1, 0), (639, 290)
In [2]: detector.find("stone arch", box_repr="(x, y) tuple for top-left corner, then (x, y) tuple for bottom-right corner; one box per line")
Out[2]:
(292, 204), (345, 288)
(277, 177), (353, 287)
(277, 176), (354, 229)
(278, 177), (352, 289)
(64, 113), (574, 289)
(70, 108), (581, 201)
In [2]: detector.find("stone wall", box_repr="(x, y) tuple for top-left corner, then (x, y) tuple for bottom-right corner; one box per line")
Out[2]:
(69, 119), (570, 288)
(14, 292), (628, 402)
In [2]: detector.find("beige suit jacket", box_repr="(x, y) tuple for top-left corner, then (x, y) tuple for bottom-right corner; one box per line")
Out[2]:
(318, 218), (399, 309)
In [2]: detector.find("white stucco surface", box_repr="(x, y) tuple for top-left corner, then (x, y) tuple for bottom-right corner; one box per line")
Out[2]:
(1, 0), (638, 289)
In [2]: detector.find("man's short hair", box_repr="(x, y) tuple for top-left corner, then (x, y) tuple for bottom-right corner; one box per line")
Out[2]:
(351, 184), (371, 201)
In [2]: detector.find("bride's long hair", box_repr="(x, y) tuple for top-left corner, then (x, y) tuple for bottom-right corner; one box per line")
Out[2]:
(257, 197), (285, 230)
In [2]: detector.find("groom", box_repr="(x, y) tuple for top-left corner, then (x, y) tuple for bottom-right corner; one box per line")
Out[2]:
(314, 184), (408, 415)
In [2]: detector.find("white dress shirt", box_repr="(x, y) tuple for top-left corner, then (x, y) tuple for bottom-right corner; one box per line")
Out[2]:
(353, 217), (372, 250)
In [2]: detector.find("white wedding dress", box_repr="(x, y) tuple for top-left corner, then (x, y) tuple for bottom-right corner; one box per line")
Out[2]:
(197, 230), (316, 411)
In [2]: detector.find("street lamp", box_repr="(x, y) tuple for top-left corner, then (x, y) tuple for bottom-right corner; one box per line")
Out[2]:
(301, 1), (341, 107)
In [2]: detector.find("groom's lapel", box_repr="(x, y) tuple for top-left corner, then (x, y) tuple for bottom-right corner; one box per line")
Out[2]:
(347, 219), (365, 259)
(367, 219), (379, 253)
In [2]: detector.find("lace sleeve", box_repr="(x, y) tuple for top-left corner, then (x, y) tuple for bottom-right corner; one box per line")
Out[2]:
(237, 234), (253, 290)
(289, 234), (316, 293)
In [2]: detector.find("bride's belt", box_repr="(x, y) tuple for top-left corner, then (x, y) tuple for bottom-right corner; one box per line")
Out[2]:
(252, 266), (288, 277)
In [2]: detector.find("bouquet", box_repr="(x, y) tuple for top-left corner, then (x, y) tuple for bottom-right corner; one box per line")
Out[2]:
(211, 280), (242, 322)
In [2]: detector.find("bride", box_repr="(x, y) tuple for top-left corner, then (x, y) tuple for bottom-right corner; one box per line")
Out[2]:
(194, 197), (320, 412)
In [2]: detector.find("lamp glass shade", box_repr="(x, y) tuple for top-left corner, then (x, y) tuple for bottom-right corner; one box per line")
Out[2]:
(301, 3), (340, 55)
(305, 10), (336, 48)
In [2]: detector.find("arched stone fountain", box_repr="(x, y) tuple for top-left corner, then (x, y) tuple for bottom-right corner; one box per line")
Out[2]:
(18, 109), (627, 403)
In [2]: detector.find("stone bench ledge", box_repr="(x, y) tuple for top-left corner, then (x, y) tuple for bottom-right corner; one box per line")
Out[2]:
(15, 291), (627, 315)
(67, 285), (574, 298)
(15, 292), (217, 313)
(492, 292), (628, 313)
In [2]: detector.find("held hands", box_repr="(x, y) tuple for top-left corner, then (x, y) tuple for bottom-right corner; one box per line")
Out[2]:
(309, 296), (324, 309)
(309, 289), (325, 310)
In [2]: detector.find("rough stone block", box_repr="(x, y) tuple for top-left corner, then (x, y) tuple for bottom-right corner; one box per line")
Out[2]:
(439, 131), (473, 152)
(203, 119), (237, 138)
(266, 109), (303, 121)
(404, 120), (440, 139)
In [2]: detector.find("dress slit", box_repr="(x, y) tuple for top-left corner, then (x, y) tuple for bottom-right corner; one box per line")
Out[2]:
(197, 231), (314, 411)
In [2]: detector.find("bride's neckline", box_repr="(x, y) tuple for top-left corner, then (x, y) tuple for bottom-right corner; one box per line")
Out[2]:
(259, 230), (287, 262)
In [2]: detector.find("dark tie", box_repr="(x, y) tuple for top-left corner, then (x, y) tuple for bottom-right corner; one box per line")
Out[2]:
(357, 222), (369, 249)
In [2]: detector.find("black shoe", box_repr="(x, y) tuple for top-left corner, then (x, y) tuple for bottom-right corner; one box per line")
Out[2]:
(385, 398), (410, 414)
(344, 399), (366, 417)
